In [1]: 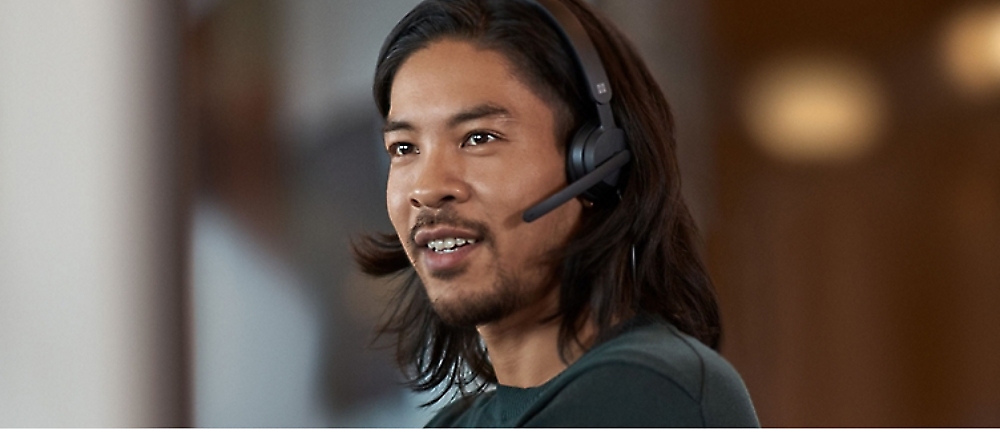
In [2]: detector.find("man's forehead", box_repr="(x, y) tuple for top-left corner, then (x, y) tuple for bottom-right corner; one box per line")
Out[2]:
(385, 41), (540, 122)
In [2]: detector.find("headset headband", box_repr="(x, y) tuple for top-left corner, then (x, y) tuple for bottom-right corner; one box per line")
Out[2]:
(528, 0), (617, 130)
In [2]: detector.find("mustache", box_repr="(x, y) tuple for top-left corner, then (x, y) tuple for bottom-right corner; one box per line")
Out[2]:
(408, 209), (492, 248)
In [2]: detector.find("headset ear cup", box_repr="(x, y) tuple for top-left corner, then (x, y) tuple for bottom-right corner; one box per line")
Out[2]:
(567, 122), (627, 202)
(567, 123), (596, 183)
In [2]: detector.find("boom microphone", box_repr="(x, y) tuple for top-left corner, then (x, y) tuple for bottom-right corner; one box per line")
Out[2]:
(522, 149), (631, 223)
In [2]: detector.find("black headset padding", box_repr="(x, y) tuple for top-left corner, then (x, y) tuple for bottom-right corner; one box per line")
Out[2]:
(567, 122), (627, 201)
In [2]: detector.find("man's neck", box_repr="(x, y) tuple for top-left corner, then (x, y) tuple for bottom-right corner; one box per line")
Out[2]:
(476, 288), (595, 388)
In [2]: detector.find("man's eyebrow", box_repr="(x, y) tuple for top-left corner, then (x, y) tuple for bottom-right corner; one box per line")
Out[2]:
(383, 103), (512, 135)
(447, 103), (512, 128)
(383, 120), (413, 134)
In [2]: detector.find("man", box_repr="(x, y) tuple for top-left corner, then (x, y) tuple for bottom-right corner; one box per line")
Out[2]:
(353, 0), (758, 426)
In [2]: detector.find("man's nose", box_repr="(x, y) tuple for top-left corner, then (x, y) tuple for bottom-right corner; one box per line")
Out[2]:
(408, 149), (470, 209)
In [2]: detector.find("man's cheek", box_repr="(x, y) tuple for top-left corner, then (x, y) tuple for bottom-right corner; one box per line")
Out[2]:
(385, 184), (408, 235)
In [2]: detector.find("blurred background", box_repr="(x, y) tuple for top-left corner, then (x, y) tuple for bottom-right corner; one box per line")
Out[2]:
(1, 0), (998, 426)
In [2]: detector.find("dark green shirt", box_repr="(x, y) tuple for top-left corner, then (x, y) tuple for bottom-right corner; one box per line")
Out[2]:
(426, 316), (759, 427)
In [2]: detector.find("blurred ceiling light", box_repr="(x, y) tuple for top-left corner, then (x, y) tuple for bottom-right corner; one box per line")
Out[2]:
(741, 56), (885, 163)
(942, 3), (1000, 98)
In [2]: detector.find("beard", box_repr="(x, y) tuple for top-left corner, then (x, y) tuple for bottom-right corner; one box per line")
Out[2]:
(425, 264), (525, 327)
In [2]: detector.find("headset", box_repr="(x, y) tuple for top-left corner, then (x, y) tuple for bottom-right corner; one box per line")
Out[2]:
(521, 0), (632, 223)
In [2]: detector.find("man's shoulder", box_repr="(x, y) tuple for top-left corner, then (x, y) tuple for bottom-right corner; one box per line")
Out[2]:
(541, 317), (758, 427)
(424, 390), (494, 428)
(426, 318), (759, 427)
(570, 317), (724, 397)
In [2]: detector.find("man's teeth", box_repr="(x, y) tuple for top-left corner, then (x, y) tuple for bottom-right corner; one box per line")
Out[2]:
(427, 237), (477, 252)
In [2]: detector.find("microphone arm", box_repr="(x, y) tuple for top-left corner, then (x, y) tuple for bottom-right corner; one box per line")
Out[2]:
(522, 149), (631, 223)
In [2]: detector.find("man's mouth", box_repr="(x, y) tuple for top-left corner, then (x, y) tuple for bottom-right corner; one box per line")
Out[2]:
(413, 225), (483, 252)
(426, 237), (478, 253)
(410, 210), (490, 252)
(410, 211), (491, 276)
(413, 227), (484, 276)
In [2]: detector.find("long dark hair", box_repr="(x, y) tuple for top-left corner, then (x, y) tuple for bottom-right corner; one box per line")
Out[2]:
(353, 0), (720, 404)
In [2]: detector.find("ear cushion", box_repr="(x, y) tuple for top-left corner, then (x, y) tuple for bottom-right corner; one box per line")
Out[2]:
(567, 122), (628, 202)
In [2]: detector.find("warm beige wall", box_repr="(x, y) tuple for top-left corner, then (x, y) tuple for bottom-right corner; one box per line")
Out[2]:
(0, 1), (186, 425)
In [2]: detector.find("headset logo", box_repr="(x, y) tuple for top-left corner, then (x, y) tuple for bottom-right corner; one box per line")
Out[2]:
(596, 82), (608, 94)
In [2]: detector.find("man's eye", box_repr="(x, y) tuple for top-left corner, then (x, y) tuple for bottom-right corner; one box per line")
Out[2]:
(463, 132), (498, 147)
(387, 142), (418, 157)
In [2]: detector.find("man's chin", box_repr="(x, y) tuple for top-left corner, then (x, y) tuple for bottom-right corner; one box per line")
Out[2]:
(425, 281), (522, 328)
(427, 266), (468, 281)
(431, 299), (509, 328)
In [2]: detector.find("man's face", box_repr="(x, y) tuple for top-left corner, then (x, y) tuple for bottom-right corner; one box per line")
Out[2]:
(384, 40), (583, 327)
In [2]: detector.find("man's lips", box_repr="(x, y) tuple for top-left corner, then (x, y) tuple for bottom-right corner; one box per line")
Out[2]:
(411, 225), (485, 274)
(413, 226), (482, 248)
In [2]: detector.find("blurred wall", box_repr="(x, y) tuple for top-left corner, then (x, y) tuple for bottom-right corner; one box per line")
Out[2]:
(0, 1), (186, 426)
(183, 0), (435, 426)
(708, 0), (1000, 425)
